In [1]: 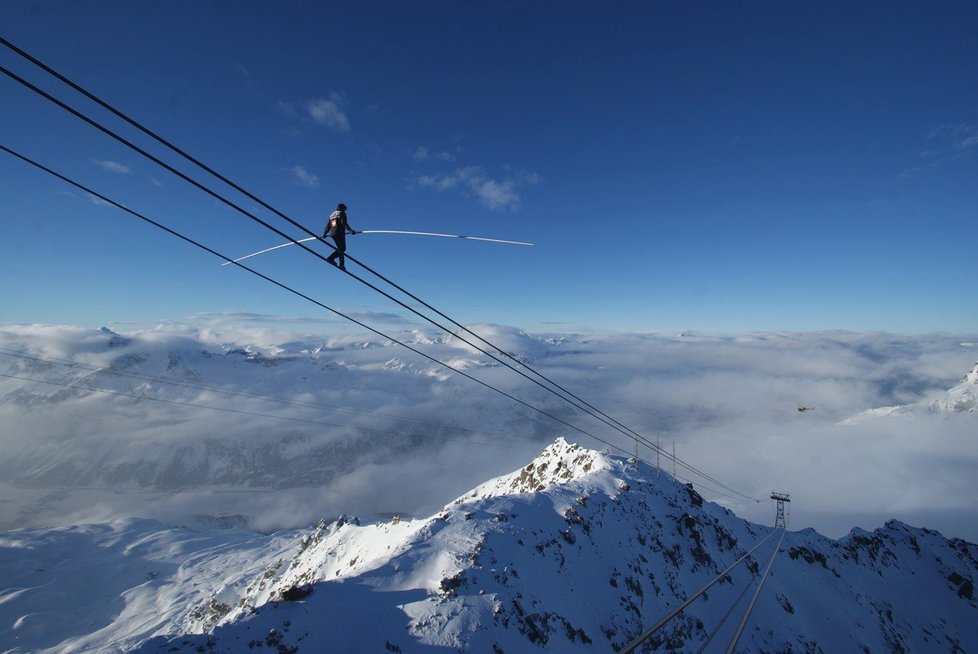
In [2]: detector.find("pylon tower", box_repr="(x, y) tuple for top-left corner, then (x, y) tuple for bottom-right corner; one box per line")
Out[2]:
(770, 491), (790, 529)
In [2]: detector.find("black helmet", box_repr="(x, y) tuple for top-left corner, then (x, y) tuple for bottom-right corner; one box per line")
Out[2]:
(337, 203), (347, 210)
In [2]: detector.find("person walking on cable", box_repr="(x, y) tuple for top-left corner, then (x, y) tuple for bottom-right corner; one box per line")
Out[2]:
(323, 202), (357, 271)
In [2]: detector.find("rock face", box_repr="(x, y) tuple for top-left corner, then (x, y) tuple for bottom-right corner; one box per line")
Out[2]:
(125, 438), (977, 654)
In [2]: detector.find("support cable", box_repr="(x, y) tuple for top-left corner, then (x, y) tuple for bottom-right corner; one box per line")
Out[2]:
(1, 143), (751, 503)
(724, 528), (786, 654)
(0, 37), (756, 502)
(1, 64), (752, 503)
(618, 528), (778, 654)
(0, 143), (662, 465)
(694, 569), (756, 654)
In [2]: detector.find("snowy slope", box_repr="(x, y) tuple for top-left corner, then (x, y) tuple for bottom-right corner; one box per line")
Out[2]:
(930, 361), (978, 415)
(0, 518), (300, 653)
(843, 360), (978, 422)
(5, 438), (972, 653)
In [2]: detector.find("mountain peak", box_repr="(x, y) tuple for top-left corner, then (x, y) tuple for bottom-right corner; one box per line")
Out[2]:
(463, 436), (613, 499)
(931, 361), (978, 415)
(98, 326), (130, 349)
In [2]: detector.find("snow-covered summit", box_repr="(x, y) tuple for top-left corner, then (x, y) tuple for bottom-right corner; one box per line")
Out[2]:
(931, 360), (978, 415)
(462, 436), (614, 499)
(84, 438), (973, 654)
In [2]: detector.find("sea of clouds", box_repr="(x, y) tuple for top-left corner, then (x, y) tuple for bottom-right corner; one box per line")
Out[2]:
(0, 321), (975, 541)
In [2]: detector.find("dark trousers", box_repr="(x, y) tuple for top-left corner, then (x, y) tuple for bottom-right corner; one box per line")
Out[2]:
(326, 232), (347, 268)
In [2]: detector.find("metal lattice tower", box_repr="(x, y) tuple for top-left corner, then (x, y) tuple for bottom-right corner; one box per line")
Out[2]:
(770, 492), (790, 529)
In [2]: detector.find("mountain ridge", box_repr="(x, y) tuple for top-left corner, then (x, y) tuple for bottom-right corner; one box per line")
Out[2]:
(118, 438), (976, 653)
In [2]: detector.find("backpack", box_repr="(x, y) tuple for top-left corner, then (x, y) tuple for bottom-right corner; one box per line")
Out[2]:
(326, 210), (343, 235)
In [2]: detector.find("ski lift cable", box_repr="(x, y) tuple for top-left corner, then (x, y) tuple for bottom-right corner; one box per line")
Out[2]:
(724, 528), (786, 654)
(0, 348), (504, 436)
(0, 40), (754, 501)
(0, 38), (705, 477)
(1, 144), (752, 504)
(0, 66), (619, 444)
(617, 528), (780, 654)
(0, 64), (750, 504)
(694, 565), (758, 654)
(0, 145), (667, 468)
(0, 46), (755, 501)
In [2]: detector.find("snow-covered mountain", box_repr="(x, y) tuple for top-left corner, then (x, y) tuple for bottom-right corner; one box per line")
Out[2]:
(3, 438), (975, 653)
(842, 360), (978, 422)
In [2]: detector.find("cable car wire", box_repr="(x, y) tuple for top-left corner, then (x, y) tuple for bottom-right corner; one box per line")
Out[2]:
(0, 41), (758, 500)
(0, 38), (745, 495)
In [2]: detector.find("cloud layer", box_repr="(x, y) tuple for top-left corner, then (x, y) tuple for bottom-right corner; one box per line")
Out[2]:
(1, 323), (975, 541)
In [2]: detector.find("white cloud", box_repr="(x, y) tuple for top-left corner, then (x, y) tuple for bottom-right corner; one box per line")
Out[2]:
(413, 146), (456, 162)
(925, 123), (978, 153)
(904, 123), (978, 176)
(290, 165), (320, 188)
(471, 177), (520, 211)
(417, 165), (540, 211)
(92, 159), (130, 174)
(86, 193), (112, 207)
(149, 177), (164, 188)
(957, 132), (978, 149)
(307, 94), (351, 132)
(928, 123), (977, 144)
(1, 324), (976, 541)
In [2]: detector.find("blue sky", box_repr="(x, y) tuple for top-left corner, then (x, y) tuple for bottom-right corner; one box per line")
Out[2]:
(1, 1), (976, 334)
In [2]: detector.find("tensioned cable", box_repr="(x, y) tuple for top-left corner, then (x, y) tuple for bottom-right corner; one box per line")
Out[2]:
(0, 37), (755, 502)
(0, 144), (750, 502)
(617, 528), (779, 654)
(0, 42), (754, 500)
(0, 64), (755, 504)
(0, 37), (595, 416)
(725, 529), (786, 654)
(0, 144), (655, 465)
(694, 567), (757, 654)
(0, 36), (603, 419)
(0, 65), (634, 461)
(0, 347), (506, 436)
